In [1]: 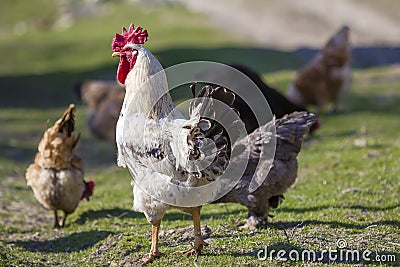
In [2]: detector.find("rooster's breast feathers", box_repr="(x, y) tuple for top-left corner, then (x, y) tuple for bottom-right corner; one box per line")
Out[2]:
(117, 85), (243, 188)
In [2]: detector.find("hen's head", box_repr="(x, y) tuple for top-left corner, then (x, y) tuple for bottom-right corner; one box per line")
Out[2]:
(111, 23), (148, 84)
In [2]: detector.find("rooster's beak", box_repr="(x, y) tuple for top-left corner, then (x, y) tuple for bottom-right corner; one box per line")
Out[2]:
(112, 52), (121, 57)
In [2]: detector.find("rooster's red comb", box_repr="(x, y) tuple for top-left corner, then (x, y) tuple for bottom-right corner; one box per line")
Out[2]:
(112, 23), (148, 52)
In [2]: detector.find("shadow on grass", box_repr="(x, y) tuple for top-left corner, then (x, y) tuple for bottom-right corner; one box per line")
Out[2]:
(0, 65), (115, 109)
(75, 208), (143, 225)
(162, 208), (245, 222)
(279, 203), (400, 214)
(157, 45), (400, 73)
(12, 230), (112, 253)
(163, 203), (399, 226)
(75, 206), (244, 225)
(267, 218), (400, 231)
(1, 45), (399, 109)
(270, 203), (400, 230)
(0, 134), (117, 171)
(305, 129), (359, 141)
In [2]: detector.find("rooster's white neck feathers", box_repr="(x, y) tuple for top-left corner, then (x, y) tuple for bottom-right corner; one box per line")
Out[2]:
(122, 45), (174, 119)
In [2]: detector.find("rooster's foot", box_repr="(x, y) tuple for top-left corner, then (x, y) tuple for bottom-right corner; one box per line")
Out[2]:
(142, 251), (165, 265)
(174, 239), (207, 256)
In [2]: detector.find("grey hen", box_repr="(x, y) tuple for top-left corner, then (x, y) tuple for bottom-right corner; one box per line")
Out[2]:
(214, 111), (316, 229)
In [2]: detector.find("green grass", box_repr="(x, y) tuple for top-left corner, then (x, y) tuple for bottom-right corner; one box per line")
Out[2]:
(0, 1), (399, 266)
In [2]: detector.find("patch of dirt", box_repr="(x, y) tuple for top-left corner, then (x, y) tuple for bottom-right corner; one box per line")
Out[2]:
(1, 199), (53, 238)
(159, 224), (262, 257)
(0, 172), (67, 240)
(341, 188), (363, 194)
(88, 233), (143, 267)
(277, 220), (399, 249)
(160, 225), (212, 246)
(84, 227), (217, 266)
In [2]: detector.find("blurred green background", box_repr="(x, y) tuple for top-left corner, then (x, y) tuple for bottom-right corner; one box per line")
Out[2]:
(0, 0), (399, 266)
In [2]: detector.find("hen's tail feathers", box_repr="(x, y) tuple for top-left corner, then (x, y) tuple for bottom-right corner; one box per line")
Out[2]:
(53, 103), (80, 149)
(274, 111), (317, 161)
(37, 104), (80, 169)
(187, 83), (243, 180)
(58, 104), (76, 137)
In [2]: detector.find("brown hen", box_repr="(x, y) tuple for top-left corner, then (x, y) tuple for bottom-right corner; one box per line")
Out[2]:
(288, 26), (352, 112)
(26, 104), (94, 228)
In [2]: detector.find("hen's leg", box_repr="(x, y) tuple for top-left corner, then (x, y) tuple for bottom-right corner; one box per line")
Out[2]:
(53, 210), (60, 228)
(239, 210), (268, 230)
(142, 220), (165, 265)
(60, 211), (68, 228)
(175, 206), (206, 256)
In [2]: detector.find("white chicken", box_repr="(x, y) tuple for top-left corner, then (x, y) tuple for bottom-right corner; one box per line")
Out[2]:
(111, 23), (314, 264)
(112, 23), (247, 264)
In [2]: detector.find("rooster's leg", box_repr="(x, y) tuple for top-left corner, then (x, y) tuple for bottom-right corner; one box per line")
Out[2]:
(53, 210), (60, 228)
(174, 206), (206, 256)
(60, 211), (68, 228)
(191, 206), (207, 255)
(142, 220), (164, 265)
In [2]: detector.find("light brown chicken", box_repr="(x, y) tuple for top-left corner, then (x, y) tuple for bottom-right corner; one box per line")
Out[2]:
(73, 80), (125, 142)
(288, 26), (352, 112)
(26, 104), (94, 228)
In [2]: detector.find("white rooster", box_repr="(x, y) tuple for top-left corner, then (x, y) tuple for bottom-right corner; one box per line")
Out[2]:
(112, 23), (246, 264)
(111, 23), (315, 264)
